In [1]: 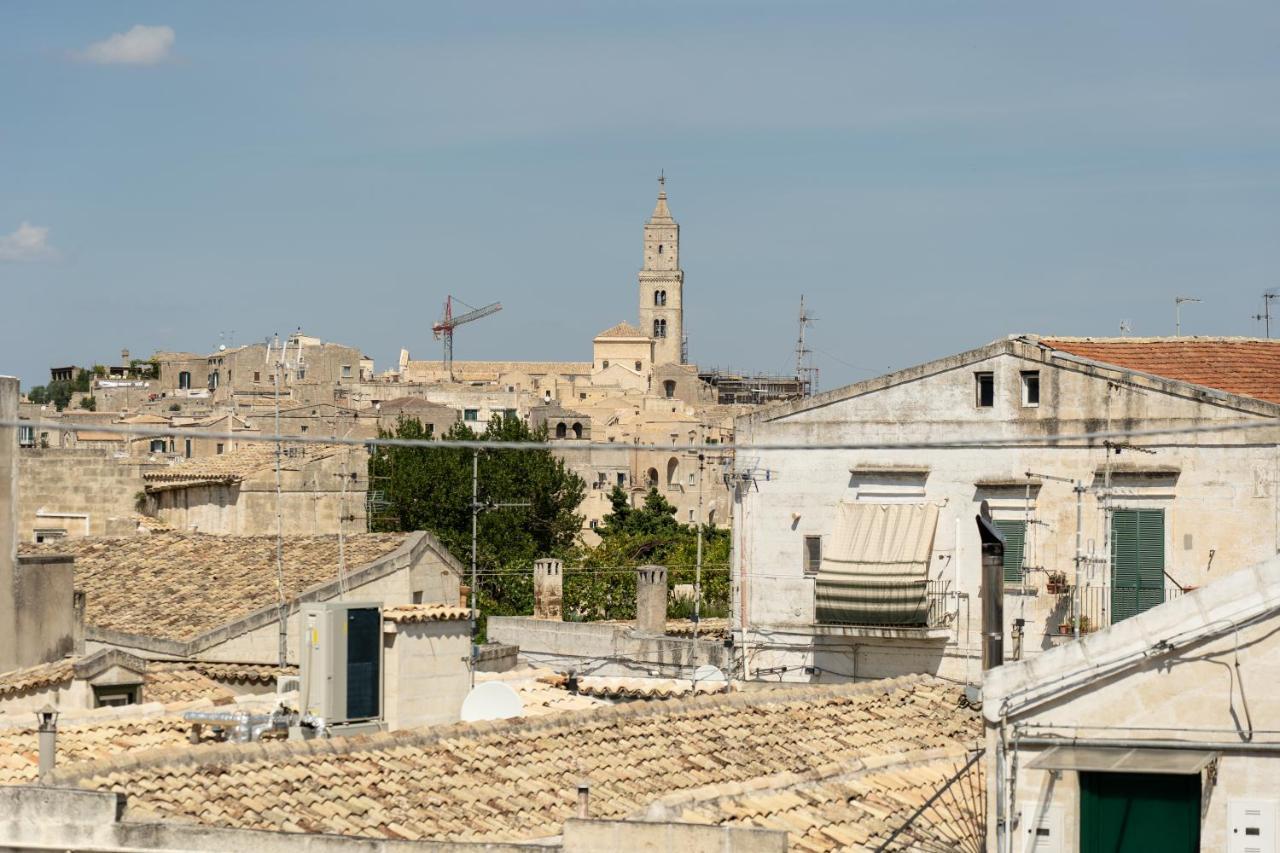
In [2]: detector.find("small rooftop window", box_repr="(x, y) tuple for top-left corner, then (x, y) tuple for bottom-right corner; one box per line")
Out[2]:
(975, 372), (994, 408)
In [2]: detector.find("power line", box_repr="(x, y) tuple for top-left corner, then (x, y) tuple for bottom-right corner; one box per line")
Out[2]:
(7, 416), (1280, 454)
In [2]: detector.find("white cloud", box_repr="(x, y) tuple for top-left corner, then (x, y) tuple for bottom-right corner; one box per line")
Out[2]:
(0, 222), (56, 262)
(78, 25), (175, 66)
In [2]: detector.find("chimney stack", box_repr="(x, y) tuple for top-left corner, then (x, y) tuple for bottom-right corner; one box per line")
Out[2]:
(976, 506), (1005, 671)
(36, 705), (58, 784)
(533, 559), (563, 621)
(635, 565), (667, 635)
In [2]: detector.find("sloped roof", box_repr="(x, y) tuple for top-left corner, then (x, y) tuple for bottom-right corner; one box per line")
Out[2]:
(651, 749), (983, 852)
(1044, 337), (1280, 404)
(382, 604), (471, 623)
(55, 675), (977, 843)
(0, 658), (76, 697)
(19, 533), (410, 642)
(142, 442), (343, 486)
(594, 322), (649, 340)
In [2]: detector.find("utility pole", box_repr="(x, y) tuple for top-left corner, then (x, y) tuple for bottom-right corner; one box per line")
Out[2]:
(1174, 296), (1200, 336)
(468, 449), (530, 688)
(694, 452), (704, 638)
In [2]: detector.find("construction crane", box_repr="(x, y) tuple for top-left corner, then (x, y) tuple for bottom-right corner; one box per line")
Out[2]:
(432, 295), (502, 381)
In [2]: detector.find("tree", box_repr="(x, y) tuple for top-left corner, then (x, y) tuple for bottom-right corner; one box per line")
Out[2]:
(27, 370), (91, 412)
(369, 413), (585, 629)
(78, 395), (97, 411)
(566, 486), (730, 621)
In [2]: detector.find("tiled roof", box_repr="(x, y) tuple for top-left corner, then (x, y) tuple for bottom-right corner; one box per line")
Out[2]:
(19, 533), (409, 642)
(58, 675), (978, 843)
(0, 716), (209, 785)
(652, 749), (984, 852)
(142, 442), (342, 485)
(1043, 337), (1280, 404)
(569, 675), (731, 701)
(594, 322), (648, 339)
(142, 668), (238, 705)
(475, 669), (609, 717)
(0, 658), (76, 697)
(382, 604), (472, 624)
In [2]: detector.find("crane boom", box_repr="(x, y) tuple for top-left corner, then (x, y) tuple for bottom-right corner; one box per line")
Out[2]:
(431, 295), (503, 382)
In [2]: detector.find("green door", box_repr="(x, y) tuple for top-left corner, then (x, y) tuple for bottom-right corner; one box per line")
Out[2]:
(1080, 771), (1200, 853)
(1111, 509), (1165, 623)
(994, 520), (1026, 584)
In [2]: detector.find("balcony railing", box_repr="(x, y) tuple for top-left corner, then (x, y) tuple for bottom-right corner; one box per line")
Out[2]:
(1067, 585), (1187, 634)
(815, 579), (951, 629)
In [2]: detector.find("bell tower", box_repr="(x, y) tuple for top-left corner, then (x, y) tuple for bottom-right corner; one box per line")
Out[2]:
(638, 174), (684, 365)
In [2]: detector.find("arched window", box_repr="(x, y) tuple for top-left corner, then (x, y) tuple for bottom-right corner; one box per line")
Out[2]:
(635, 360), (642, 371)
(555, 423), (567, 439)
(663, 380), (676, 399)
(707, 508), (716, 525)
(178, 371), (191, 390)
(654, 290), (666, 307)
(572, 422), (583, 439)
(666, 457), (679, 485)
(658, 244), (664, 255)
(602, 360), (609, 370)
(654, 318), (667, 338)
(646, 467), (659, 487)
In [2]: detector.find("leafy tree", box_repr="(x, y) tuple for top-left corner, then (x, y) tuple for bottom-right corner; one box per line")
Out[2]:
(77, 395), (97, 411)
(27, 370), (91, 412)
(566, 486), (730, 621)
(369, 414), (585, 632)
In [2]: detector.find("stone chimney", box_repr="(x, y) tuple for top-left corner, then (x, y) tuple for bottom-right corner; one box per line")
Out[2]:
(533, 558), (563, 621)
(635, 565), (667, 636)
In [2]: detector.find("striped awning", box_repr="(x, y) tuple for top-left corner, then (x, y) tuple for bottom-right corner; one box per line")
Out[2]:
(815, 502), (939, 626)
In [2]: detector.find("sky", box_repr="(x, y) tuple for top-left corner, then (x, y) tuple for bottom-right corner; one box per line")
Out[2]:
(3, 2), (1280, 392)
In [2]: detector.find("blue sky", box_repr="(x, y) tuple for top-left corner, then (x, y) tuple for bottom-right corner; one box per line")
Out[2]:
(3, 2), (1280, 391)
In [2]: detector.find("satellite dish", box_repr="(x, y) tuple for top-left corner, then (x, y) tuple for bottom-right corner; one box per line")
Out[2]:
(460, 681), (524, 722)
(691, 664), (727, 686)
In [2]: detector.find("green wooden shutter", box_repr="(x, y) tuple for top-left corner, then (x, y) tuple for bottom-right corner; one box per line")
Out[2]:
(1112, 509), (1165, 623)
(1136, 509), (1166, 615)
(993, 520), (1026, 584)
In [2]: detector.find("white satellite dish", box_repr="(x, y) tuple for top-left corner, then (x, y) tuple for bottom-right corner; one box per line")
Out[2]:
(460, 681), (524, 722)
(691, 664), (727, 686)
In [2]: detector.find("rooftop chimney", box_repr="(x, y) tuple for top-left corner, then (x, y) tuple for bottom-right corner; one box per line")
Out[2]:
(635, 565), (667, 636)
(533, 559), (563, 621)
(976, 504), (1005, 671)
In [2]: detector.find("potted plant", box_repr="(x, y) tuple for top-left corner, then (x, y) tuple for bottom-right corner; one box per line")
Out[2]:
(1046, 571), (1069, 595)
(1058, 621), (1073, 635)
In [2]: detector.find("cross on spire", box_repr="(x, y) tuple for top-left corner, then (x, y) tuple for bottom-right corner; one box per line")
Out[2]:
(658, 170), (665, 190)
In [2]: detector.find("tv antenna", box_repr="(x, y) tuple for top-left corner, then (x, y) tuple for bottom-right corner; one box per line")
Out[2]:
(432, 295), (502, 382)
(1252, 289), (1280, 338)
(1174, 296), (1201, 336)
(795, 295), (819, 396)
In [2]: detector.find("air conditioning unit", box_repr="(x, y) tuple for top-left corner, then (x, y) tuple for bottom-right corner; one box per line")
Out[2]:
(299, 602), (383, 729)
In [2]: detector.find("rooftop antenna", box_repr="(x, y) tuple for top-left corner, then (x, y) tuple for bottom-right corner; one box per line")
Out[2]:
(795, 295), (818, 396)
(1119, 319), (1132, 336)
(1252, 289), (1280, 338)
(1174, 296), (1201, 337)
(266, 331), (305, 668)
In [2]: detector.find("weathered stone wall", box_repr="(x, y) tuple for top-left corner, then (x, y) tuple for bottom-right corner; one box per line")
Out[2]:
(736, 340), (1280, 683)
(17, 448), (159, 542)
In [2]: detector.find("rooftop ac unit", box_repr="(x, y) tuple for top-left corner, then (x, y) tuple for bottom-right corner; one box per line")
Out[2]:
(299, 602), (383, 728)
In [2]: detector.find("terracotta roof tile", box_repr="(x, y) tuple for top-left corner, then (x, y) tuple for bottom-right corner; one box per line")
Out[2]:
(1044, 337), (1280, 404)
(0, 658), (75, 697)
(594, 322), (648, 339)
(142, 442), (344, 485)
(382, 604), (472, 623)
(56, 675), (979, 844)
(19, 532), (409, 642)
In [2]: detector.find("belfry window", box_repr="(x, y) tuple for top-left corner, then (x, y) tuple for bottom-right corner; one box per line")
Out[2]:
(654, 290), (666, 306)
(654, 319), (667, 338)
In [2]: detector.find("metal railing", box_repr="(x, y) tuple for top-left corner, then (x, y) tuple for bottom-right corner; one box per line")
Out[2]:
(1066, 584), (1186, 635)
(815, 579), (951, 629)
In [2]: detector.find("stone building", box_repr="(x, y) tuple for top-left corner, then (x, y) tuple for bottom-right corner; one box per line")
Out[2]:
(637, 175), (685, 366)
(984, 551), (1280, 852)
(732, 335), (1280, 684)
(143, 441), (368, 535)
